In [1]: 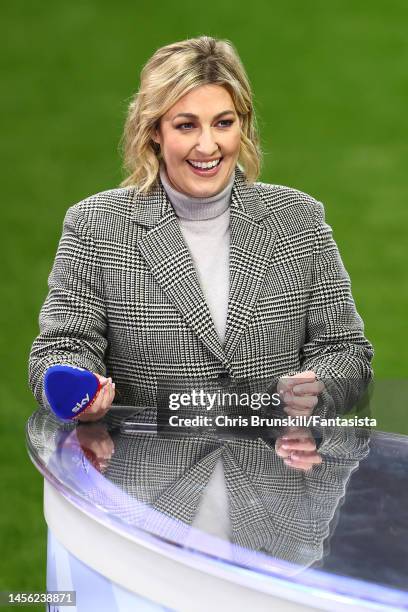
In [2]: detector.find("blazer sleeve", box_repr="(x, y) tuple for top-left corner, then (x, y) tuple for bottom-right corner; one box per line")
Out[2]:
(28, 203), (108, 408)
(299, 200), (374, 385)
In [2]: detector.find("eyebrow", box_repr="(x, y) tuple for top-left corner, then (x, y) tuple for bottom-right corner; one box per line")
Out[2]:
(172, 109), (236, 121)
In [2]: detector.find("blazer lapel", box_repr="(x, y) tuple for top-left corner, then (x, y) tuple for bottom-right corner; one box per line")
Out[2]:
(224, 172), (277, 359)
(133, 183), (228, 366)
(132, 167), (277, 366)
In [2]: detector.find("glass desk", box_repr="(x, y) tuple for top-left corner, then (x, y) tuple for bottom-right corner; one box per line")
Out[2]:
(26, 406), (408, 611)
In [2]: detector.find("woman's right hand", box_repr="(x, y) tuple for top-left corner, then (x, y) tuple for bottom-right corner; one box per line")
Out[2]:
(74, 373), (115, 422)
(75, 422), (115, 473)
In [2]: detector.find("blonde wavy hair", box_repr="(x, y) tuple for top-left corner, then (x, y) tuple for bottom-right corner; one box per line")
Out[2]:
(120, 36), (262, 193)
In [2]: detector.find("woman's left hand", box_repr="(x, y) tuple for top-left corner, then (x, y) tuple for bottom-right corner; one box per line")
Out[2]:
(275, 427), (322, 471)
(277, 370), (324, 417)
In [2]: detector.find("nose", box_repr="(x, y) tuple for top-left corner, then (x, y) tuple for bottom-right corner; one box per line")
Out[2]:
(195, 126), (220, 157)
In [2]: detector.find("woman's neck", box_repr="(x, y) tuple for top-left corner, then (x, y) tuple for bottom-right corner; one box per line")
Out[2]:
(159, 163), (234, 221)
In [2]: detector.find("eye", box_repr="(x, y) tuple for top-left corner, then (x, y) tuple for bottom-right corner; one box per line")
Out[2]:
(176, 122), (194, 130)
(175, 119), (235, 130)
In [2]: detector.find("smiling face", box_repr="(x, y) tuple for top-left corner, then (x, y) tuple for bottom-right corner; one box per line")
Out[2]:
(152, 84), (242, 197)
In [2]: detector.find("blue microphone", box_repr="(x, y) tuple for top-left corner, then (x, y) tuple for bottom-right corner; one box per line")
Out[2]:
(44, 364), (101, 421)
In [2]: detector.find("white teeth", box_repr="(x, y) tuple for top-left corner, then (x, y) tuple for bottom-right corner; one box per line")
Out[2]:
(188, 159), (221, 169)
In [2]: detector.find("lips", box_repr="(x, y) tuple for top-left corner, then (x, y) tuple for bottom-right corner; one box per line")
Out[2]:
(186, 158), (223, 176)
(186, 158), (222, 169)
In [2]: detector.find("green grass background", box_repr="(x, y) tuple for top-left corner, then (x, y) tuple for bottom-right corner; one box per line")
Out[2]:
(1, 0), (407, 604)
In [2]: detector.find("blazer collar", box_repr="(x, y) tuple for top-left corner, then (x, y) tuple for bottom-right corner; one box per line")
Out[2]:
(132, 166), (277, 365)
(131, 165), (272, 226)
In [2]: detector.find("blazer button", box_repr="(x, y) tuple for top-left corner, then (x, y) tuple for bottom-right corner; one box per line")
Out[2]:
(218, 372), (229, 386)
(218, 372), (229, 380)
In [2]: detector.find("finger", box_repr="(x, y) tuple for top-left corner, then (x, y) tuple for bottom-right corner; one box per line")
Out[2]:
(280, 432), (311, 443)
(97, 379), (113, 407)
(291, 450), (321, 460)
(277, 378), (300, 396)
(79, 408), (107, 422)
(100, 382), (111, 411)
(101, 380), (115, 411)
(83, 382), (108, 411)
(283, 407), (314, 418)
(76, 410), (101, 422)
(280, 371), (316, 389)
(80, 384), (110, 419)
(98, 436), (115, 456)
(94, 372), (109, 384)
(284, 391), (318, 408)
(277, 379), (292, 394)
(285, 453), (322, 470)
(284, 393), (318, 410)
(292, 381), (324, 396)
(295, 371), (317, 382)
(105, 440), (115, 456)
(277, 377), (300, 395)
(288, 453), (322, 468)
(281, 439), (317, 452)
(108, 381), (116, 405)
(87, 387), (107, 413)
(275, 440), (292, 459)
(276, 447), (291, 459)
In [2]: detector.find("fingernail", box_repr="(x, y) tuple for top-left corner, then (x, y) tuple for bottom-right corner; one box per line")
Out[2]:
(112, 383), (115, 389)
(100, 376), (108, 383)
(281, 444), (291, 449)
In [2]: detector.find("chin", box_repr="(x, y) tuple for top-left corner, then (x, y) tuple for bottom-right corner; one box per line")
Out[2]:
(188, 176), (229, 198)
(190, 185), (219, 198)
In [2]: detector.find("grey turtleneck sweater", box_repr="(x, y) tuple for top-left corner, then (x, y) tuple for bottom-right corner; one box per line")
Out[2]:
(159, 164), (233, 540)
(159, 163), (234, 346)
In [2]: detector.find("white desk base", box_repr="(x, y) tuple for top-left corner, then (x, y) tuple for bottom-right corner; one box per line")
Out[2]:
(44, 480), (328, 612)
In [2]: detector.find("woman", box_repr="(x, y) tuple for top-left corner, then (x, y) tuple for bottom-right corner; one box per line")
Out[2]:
(28, 36), (373, 423)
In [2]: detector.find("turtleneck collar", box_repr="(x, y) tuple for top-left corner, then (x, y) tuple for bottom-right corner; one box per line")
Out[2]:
(159, 162), (234, 221)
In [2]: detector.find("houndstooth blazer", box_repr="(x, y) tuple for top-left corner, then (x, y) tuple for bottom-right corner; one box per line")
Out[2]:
(28, 166), (373, 408)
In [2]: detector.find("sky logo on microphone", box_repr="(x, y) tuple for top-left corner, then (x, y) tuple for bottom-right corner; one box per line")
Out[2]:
(72, 394), (90, 413)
